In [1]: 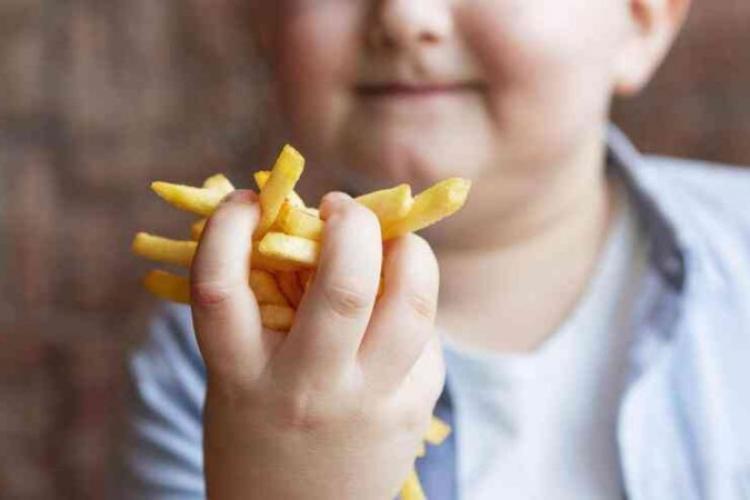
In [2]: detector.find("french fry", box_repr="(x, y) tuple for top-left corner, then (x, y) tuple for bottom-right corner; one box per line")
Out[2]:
(252, 170), (268, 189)
(251, 243), (305, 273)
(383, 178), (471, 240)
(203, 173), (235, 195)
(191, 218), (207, 241)
(277, 271), (304, 308)
(254, 168), (306, 209)
(143, 270), (190, 304)
(256, 146), (305, 237)
(260, 304), (296, 332)
(258, 232), (320, 268)
(151, 182), (226, 217)
(132, 233), (197, 267)
(249, 270), (289, 306)
(278, 202), (324, 241)
(356, 184), (413, 230)
(187, 176), (233, 240)
(254, 170), (306, 208)
(425, 416), (451, 445)
(399, 468), (426, 500)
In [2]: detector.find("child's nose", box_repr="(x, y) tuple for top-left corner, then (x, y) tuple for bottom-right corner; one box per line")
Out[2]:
(369, 0), (453, 50)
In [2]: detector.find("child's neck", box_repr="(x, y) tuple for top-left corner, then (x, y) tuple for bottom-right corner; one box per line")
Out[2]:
(434, 144), (616, 354)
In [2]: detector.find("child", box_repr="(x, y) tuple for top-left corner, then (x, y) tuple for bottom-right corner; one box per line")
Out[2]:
(120, 1), (750, 498)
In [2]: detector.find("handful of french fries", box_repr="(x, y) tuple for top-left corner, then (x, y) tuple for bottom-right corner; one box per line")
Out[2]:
(132, 144), (469, 500)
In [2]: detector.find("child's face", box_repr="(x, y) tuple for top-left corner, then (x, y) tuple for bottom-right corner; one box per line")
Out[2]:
(261, 1), (659, 192)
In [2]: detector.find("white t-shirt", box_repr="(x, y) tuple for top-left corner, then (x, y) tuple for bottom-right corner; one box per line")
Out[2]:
(442, 194), (647, 500)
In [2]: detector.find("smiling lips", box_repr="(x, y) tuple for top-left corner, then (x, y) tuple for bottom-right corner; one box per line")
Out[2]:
(356, 82), (482, 99)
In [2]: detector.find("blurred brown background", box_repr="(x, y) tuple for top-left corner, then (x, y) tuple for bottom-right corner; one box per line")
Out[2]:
(0, 1), (748, 499)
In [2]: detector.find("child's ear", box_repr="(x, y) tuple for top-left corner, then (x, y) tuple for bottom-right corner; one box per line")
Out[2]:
(614, 0), (691, 96)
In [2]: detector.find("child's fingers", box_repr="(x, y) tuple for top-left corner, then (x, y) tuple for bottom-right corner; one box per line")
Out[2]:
(359, 234), (440, 391)
(190, 190), (265, 381)
(275, 193), (382, 383)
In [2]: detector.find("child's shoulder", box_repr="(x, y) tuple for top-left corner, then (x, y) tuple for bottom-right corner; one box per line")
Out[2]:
(637, 155), (750, 229)
(641, 155), (750, 210)
(635, 155), (750, 280)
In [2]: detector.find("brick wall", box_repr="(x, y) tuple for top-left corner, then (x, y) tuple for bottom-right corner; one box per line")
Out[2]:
(1, 2), (749, 499)
(1, 1), (269, 498)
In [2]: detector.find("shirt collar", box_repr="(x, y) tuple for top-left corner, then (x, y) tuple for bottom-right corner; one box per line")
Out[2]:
(606, 124), (687, 293)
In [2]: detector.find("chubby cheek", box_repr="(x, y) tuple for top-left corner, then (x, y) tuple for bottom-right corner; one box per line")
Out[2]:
(273, 2), (360, 156)
(456, 2), (624, 168)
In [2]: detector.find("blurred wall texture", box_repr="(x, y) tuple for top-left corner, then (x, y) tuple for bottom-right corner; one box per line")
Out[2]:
(1, 1), (749, 499)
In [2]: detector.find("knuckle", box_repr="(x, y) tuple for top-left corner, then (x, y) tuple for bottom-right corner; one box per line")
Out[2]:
(405, 290), (437, 321)
(190, 280), (237, 309)
(324, 280), (373, 318)
(275, 392), (328, 432)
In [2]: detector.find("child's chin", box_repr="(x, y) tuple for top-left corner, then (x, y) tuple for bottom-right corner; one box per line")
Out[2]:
(349, 138), (477, 189)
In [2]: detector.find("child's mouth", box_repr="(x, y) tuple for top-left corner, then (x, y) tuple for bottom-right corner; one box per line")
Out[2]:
(355, 82), (483, 100)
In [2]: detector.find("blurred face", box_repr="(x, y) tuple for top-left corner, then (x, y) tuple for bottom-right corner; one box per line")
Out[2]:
(259, 0), (638, 237)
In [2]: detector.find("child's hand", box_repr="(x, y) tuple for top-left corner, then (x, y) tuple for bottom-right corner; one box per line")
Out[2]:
(190, 189), (445, 500)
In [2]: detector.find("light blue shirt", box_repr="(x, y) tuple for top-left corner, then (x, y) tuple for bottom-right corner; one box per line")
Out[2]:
(443, 188), (645, 499)
(116, 126), (750, 499)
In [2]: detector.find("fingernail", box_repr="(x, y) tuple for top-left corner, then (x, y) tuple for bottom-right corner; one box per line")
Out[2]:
(319, 191), (352, 218)
(223, 189), (257, 204)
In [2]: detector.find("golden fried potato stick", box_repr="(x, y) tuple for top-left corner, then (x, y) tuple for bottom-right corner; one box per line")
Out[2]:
(277, 271), (304, 308)
(383, 178), (471, 240)
(251, 243), (306, 273)
(425, 416), (451, 445)
(191, 218), (207, 241)
(254, 171), (306, 208)
(256, 146), (305, 237)
(278, 202), (325, 241)
(355, 184), (413, 230)
(151, 182), (226, 217)
(258, 232), (320, 268)
(132, 233), (197, 267)
(259, 304), (296, 332)
(399, 468), (426, 500)
(202, 173), (235, 195)
(143, 270), (190, 304)
(249, 270), (289, 306)
(253, 171), (269, 189)
(271, 184), (416, 241)
(255, 145), (305, 238)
